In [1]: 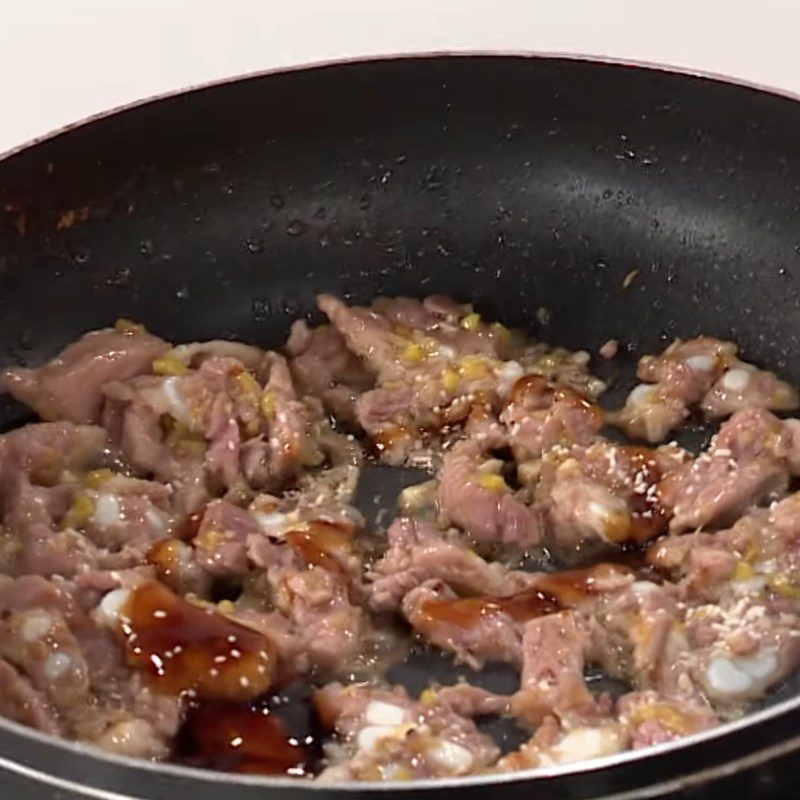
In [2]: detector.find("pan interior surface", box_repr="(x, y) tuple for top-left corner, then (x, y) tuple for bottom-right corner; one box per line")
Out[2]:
(1, 55), (800, 795)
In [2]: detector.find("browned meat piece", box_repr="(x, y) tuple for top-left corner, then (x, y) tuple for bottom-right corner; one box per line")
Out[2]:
(3, 326), (169, 424)
(0, 421), (107, 496)
(647, 527), (741, 603)
(366, 517), (535, 613)
(511, 612), (597, 726)
(701, 361), (799, 418)
(658, 408), (797, 533)
(0, 575), (80, 618)
(314, 682), (500, 781)
(537, 441), (681, 558)
(438, 439), (543, 548)
(617, 690), (717, 749)
(0, 658), (60, 734)
(276, 567), (373, 674)
(401, 579), (529, 668)
(14, 473), (171, 576)
(285, 320), (375, 426)
(501, 374), (603, 462)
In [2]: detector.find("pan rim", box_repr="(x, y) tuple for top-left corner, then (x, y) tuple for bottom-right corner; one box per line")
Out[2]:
(2, 51), (800, 791)
(0, 682), (799, 791)
(3, 49), (800, 165)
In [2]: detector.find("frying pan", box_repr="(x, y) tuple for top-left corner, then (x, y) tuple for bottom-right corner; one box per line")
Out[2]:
(1, 55), (800, 800)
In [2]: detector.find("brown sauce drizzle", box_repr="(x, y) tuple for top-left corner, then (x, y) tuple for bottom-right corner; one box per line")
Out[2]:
(285, 521), (354, 574)
(419, 563), (632, 629)
(373, 424), (412, 455)
(420, 587), (560, 628)
(119, 582), (274, 701)
(506, 374), (551, 407)
(170, 508), (206, 541)
(534, 563), (632, 605)
(179, 700), (313, 776)
(146, 538), (185, 580)
(616, 446), (670, 542)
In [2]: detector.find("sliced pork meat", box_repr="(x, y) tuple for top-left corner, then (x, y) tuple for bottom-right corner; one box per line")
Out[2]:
(102, 351), (329, 506)
(318, 293), (602, 464)
(401, 579), (530, 668)
(285, 320), (375, 426)
(314, 682), (500, 781)
(511, 611), (597, 726)
(246, 516), (377, 675)
(163, 340), (266, 371)
(611, 384), (690, 444)
(0, 606), (91, 726)
(590, 579), (690, 693)
(658, 408), (800, 533)
(683, 596), (800, 708)
(611, 337), (734, 442)
(644, 492), (800, 605)
(438, 438), (543, 548)
(617, 690), (717, 749)
(536, 441), (682, 558)
(501, 374), (603, 462)
(0, 658), (61, 734)
(432, 684), (512, 718)
(2, 324), (170, 424)
(192, 498), (258, 578)
(495, 714), (627, 772)
(701, 361), (799, 418)
(399, 564), (632, 671)
(0, 423), (111, 577)
(613, 337), (799, 442)
(367, 517), (536, 612)
(2, 296), (800, 780)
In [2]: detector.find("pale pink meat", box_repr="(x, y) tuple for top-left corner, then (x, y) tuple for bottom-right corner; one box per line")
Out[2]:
(0, 297), (799, 777)
(2, 327), (169, 424)
(438, 438), (543, 547)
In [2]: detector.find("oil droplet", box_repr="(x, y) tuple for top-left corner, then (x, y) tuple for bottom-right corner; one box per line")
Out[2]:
(252, 299), (271, 322)
(285, 220), (306, 237)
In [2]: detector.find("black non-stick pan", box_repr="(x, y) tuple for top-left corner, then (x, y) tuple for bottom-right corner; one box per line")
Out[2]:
(1, 55), (800, 800)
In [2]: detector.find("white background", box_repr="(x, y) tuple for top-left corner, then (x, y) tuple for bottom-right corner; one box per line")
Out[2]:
(2, 1), (800, 156)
